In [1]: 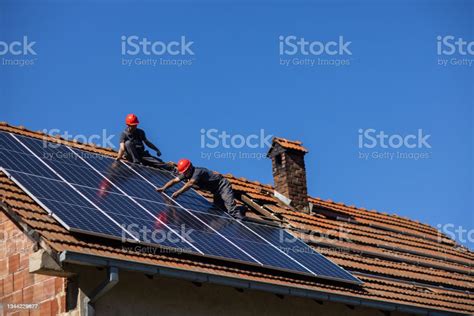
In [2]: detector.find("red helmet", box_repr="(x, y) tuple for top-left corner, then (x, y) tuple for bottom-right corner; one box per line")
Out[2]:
(177, 159), (192, 174)
(125, 114), (139, 126)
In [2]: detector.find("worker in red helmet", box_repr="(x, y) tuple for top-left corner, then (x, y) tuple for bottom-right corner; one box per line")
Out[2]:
(156, 159), (246, 219)
(116, 114), (171, 170)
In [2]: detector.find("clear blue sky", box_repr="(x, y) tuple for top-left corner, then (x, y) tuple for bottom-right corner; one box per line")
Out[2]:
(1, 0), (473, 249)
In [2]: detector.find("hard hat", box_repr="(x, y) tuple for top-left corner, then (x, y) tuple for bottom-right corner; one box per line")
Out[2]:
(177, 159), (192, 174)
(125, 114), (139, 126)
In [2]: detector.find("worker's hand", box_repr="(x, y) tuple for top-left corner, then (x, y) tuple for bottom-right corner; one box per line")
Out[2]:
(171, 191), (180, 199)
(156, 187), (165, 193)
(115, 155), (122, 161)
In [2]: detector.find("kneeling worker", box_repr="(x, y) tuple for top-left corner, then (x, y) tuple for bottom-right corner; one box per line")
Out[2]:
(116, 113), (171, 170)
(156, 159), (245, 219)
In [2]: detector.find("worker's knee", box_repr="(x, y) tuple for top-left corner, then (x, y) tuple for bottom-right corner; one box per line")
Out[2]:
(222, 193), (236, 209)
(221, 188), (235, 204)
(124, 140), (133, 149)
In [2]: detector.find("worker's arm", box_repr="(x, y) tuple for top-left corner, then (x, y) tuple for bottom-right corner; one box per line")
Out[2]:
(115, 142), (126, 160)
(141, 131), (162, 157)
(170, 179), (195, 199)
(156, 177), (180, 192)
(144, 139), (162, 157)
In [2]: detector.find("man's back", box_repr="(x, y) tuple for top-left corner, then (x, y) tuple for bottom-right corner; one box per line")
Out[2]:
(182, 167), (223, 192)
(120, 127), (146, 145)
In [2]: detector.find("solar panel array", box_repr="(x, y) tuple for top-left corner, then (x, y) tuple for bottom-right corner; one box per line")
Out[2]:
(0, 131), (362, 284)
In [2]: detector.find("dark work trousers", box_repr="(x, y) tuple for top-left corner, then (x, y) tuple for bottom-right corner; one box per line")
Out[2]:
(124, 140), (173, 171)
(213, 178), (245, 219)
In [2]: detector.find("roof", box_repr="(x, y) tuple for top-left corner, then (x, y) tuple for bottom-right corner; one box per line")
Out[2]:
(0, 123), (473, 315)
(270, 137), (309, 153)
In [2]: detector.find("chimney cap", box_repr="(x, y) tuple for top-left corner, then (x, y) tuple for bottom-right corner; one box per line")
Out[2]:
(267, 137), (308, 157)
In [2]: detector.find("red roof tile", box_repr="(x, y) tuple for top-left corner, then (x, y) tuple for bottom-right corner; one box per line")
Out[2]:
(272, 137), (309, 153)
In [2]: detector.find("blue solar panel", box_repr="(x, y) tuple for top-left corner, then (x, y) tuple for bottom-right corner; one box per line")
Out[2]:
(118, 150), (361, 283)
(127, 163), (226, 216)
(0, 149), (58, 178)
(0, 131), (362, 284)
(0, 133), (59, 179)
(0, 131), (31, 153)
(5, 135), (264, 262)
(243, 222), (361, 283)
(5, 170), (128, 239)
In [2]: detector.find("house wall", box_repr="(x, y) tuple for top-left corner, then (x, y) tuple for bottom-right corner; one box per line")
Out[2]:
(0, 212), (67, 315)
(68, 264), (411, 316)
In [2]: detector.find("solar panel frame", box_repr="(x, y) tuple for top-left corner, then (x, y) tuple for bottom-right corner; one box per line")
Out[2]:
(0, 131), (363, 284)
(10, 136), (321, 275)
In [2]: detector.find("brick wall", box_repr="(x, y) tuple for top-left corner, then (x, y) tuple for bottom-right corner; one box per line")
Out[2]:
(0, 212), (67, 315)
(271, 147), (309, 211)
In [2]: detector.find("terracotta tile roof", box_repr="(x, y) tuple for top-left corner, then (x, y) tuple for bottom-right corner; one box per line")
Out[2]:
(272, 137), (309, 153)
(0, 123), (473, 315)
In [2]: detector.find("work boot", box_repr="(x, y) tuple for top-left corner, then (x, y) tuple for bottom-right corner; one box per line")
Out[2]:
(230, 206), (246, 220)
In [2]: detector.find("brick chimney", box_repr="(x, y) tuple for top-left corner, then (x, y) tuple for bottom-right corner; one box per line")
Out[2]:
(267, 137), (309, 212)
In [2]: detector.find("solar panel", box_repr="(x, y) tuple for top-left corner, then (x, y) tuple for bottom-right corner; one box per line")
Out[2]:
(0, 131), (362, 284)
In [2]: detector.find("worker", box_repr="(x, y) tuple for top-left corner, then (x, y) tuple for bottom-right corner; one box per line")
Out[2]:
(156, 159), (246, 219)
(115, 114), (172, 170)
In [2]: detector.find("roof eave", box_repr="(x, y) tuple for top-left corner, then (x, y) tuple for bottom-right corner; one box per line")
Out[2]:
(59, 251), (470, 316)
